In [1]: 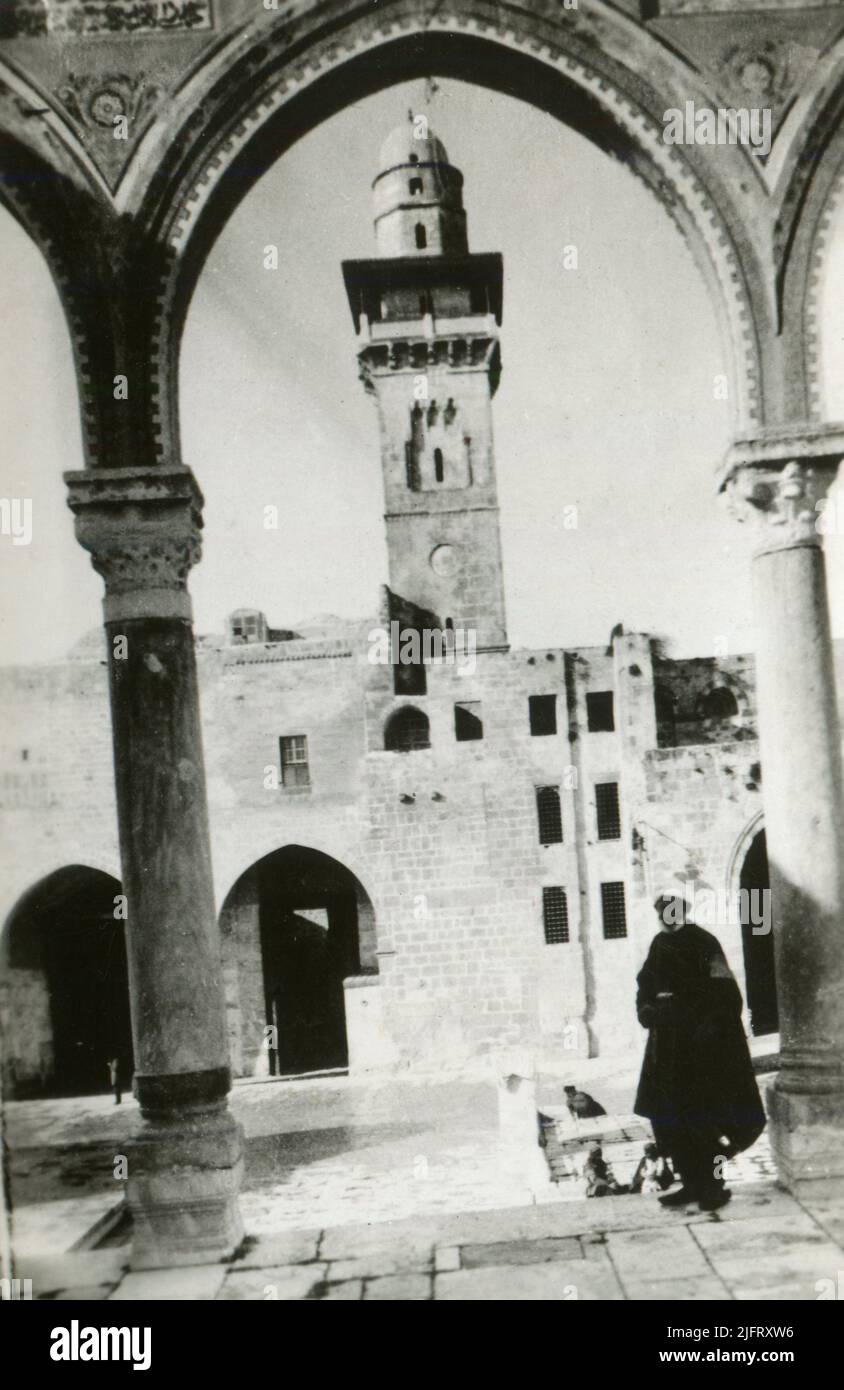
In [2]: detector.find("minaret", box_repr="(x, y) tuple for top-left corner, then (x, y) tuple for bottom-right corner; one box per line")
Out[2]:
(343, 116), (508, 650)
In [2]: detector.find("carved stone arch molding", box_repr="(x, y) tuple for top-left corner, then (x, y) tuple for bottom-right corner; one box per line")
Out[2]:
(82, 0), (776, 472)
(0, 0), (798, 472)
(0, 55), (182, 474)
(774, 36), (844, 427)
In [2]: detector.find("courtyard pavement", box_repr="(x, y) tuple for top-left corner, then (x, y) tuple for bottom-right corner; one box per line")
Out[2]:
(5, 1046), (841, 1299)
(16, 1182), (844, 1301)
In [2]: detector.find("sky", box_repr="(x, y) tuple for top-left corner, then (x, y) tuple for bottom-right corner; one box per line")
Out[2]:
(1, 77), (843, 667)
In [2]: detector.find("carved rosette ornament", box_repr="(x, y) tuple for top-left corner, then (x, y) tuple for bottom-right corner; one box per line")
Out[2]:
(719, 427), (844, 557)
(64, 466), (203, 622)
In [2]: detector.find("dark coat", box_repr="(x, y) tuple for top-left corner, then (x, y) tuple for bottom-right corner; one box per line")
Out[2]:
(633, 923), (766, 1156)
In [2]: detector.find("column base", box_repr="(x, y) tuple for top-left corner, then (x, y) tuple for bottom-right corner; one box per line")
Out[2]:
(126, 1104), (244, 1270)
(768, 1080), (844, 1198)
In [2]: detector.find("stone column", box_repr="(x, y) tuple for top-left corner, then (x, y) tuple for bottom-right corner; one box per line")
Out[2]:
(721, 426), (844, 1194)
(64, 464), (244, 1267)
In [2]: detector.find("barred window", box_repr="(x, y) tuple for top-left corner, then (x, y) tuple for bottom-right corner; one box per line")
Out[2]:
(280, 735), (309, 788)
(455, 701), (483, 742)
(595, 782), (621, 840)
(536, 786), (563, 845)
(601, 881), (627, 939)
(385, 706), (430, 753)
(586, 690), (615, 732)
(542, 887), (569, 944)
(529, 693), (557, 737)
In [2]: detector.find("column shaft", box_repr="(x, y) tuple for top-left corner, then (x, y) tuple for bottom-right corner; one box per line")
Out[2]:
(66, 465), (243, 1266)
(723, 432), (844, 1194)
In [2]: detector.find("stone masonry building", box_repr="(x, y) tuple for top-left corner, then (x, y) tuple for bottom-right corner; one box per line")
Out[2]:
(1, 120), (815, 1100)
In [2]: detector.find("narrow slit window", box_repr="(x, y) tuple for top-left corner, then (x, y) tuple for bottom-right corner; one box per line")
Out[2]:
(536, 786), (563, 846)
(601, 881), (627, 939)
(543, 887), (569, 944)
(529, 694), (557, 737)
(434, 448), (444, 482)
(415, 223), (427, 249)
(595, 782), (621, 840)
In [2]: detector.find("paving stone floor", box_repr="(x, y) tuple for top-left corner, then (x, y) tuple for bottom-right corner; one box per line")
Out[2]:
(21, 1183), (844, 1301)
(7, 1054), (840, 1300)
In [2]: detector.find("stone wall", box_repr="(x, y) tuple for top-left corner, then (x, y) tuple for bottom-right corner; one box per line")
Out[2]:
(0, 622), (801, 1088)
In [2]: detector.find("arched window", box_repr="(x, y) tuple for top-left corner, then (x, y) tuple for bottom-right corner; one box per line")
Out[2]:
(384, 706), (431, 753)
(434, 447), (444, 482)
(698, 686), (739, 720)
(415, 223), (427, 249)
(409, 177), (423, 195)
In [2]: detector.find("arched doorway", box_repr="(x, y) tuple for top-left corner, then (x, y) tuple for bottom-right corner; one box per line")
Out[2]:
(0, 867), (133, 1098)
(739, 830), (778, 1037)
(219, 846), (377, 1078)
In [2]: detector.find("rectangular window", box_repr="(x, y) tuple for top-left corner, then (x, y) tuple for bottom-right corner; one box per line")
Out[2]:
(529, 693), (557, 737)
(455, 701), (483, 742)
(280, 735), (310, 788)
(595, 782), (621, 840)
(536, 785), (563, 845)
(542, 887), (569, 944)
(601, 881), (627, 939)
(586, 690), (615, 732)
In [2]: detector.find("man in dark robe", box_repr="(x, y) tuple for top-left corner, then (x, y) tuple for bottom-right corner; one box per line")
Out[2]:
(634, 895), (766, 1211)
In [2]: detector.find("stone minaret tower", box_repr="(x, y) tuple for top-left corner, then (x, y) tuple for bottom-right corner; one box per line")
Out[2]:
(343, 116), (507, 649)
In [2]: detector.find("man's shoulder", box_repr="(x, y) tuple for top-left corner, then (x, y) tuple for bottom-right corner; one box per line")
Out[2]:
(685, 922), (723, 953)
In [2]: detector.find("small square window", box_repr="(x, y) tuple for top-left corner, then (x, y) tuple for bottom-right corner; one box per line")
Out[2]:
(536, 786), (563, 845)
(409, 177), (423, 195)
(586, 691), (615, 732)
(280, 735), (310, 788)
(595, 782), (621, 840)
(542, 887), (569, 944)
(601, 881), (627, 939)
(529, 693), (557, 736)
(455, 701), (483, 742)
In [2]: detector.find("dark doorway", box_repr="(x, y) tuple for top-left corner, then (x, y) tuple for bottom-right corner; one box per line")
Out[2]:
(258, 847), (363, 1075)
(739, 830), (778, 1036)
(2, 867), (133, 1098)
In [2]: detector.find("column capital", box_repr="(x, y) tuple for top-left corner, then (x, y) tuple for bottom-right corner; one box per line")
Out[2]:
(64, 465), (203, 622)
(718, 424), (844, 556)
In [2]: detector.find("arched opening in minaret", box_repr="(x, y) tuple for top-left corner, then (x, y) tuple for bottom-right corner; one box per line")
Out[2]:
(0, 867), (133, 1099)
(218, 847), (377, 1077)
(415, 222), (427, 249)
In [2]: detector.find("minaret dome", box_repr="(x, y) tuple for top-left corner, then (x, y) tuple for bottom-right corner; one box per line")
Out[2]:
(373, 115), (468, 258)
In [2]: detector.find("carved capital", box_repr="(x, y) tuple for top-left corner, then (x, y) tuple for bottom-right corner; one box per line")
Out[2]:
(64, 466), (203, 622)
(719, 426), (844, 556)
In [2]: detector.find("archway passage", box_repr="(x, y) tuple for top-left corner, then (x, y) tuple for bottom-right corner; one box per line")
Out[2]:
(739, 830), (778, 1037)
(0, 867), (133, 1098)
(219, 846), (377, 1079)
